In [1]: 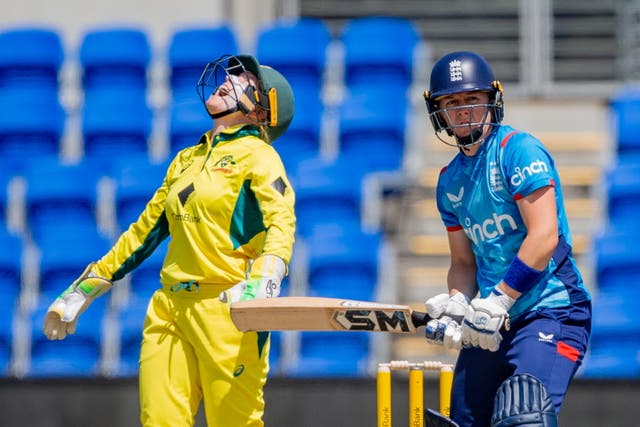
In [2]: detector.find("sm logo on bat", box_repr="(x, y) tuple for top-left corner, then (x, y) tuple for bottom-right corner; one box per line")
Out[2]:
(332, 309), (412, 332)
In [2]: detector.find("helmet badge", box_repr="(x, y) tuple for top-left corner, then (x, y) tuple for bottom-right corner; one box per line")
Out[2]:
(449, 59), (463, 82)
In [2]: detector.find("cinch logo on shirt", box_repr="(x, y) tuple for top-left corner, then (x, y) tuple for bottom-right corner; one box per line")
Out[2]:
(510, 160), (549, 186)
(463, 213), (518, 244)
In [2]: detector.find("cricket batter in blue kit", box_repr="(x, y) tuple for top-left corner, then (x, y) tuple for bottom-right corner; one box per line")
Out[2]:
(42, 54), (296, 426)
(421, 51), (591, 427)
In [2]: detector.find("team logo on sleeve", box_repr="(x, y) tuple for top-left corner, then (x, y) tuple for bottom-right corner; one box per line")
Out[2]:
(510, 160), (549, 186)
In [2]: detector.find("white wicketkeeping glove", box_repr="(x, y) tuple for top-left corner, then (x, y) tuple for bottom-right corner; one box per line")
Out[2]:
(424, 292), (469, 349)
(462, 288), (515, 352)
(43, 263), (113, 340)
(219, 255), (286, 303)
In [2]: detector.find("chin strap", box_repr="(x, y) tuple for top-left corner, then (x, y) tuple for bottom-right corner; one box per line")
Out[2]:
(209, 106), (238, 119)
(456, 127), (485, 149)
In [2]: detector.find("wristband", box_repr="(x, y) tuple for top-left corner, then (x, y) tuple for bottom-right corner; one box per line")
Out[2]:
(502, 256), (546, 294)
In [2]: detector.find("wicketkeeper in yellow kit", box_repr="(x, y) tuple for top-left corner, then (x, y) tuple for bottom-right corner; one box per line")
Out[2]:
(42, 54), (296, 427)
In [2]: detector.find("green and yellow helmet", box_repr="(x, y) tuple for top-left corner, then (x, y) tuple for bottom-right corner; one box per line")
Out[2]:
(197, 54), (295, 142)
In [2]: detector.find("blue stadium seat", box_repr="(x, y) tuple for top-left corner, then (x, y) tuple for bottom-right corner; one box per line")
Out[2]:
(256, 17), (331, 102)
(593, 228), (640, 290)
(579, 331), (640, 379)
(338, 91), (407, 172)
(0, 28), (65, 163)
(168, 26), (238, 99)
(79, 27), (151, 95)
(0, 168), (11, 225)
(36, 224), (112, 301)
(112, 157), (170, 231)
(614, 152), (640, 168)
(168, 98), (210, 155)
(305, 225), (381, 301)
(23, 158), (101, 242)
(275, 95), (323, 170)
(610, 87), (640, 157)
(78, 27), (153, 162)
(340, 17), (419, 92)
(583, 242), (640, 379)
(0, 91), (65, 162)
(291, 157), (364, 238)
(336, 17), (417, 172)
(591, 234), (640, 378)
(255, 18), (331, 169)
(605, 162), (640, 227)
(591, 288), (640, 336)
(27, 296), (107, 378)
(284, 331), (370, 377)
(129, 238), (169, 301)
(115, 295), (148, 377)
(82, 90), (153, 161)
(0, 27), (64, 95)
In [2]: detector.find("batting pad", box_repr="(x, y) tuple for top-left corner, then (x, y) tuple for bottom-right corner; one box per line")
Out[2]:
(491, 373), (558, 427)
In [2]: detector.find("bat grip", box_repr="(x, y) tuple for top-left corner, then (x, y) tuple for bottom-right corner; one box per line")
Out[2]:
(411, 311), (431, 328)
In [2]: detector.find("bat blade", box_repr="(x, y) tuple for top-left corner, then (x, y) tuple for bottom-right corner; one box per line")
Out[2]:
(230, 296), (430, 333)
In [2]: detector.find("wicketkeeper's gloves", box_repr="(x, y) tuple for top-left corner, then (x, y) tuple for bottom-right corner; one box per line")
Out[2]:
(219, 254), (286, 304)
(43, 263), (113, 340)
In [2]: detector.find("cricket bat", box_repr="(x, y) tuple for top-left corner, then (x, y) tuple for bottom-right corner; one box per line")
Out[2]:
(230, 296), (431, 333)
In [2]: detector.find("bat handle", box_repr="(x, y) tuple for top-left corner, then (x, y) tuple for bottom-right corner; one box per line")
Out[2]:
(411, 311), (431, 328)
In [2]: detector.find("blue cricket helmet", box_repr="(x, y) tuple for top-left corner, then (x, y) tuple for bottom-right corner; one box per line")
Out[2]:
(424, 51), (504, 142)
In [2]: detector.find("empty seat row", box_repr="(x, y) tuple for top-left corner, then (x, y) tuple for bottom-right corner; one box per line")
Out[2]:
(610, 86), (640, 159)
(578, 90), (640, 378)
(0, 16), (421, 174)
(0, 17), (419, 99)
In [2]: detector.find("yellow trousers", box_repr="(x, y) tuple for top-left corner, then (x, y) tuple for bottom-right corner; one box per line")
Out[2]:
(139, 284), (270, 427)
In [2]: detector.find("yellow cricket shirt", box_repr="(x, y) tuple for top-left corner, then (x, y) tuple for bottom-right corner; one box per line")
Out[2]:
(92, 124), (296, 287)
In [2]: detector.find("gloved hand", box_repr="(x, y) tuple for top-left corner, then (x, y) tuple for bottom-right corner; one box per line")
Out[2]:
(220, 255), (286, 303)
(462, 287), (515, 352)
(425, 292), (470, 323)
(424, 292), (469, 349)
(425, 316), (463, 350)
(43, 263), (113, 340)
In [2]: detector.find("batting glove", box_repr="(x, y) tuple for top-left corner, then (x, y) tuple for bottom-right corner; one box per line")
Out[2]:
(425, 292), (470, 323)
(43, 263), (113, 340)
(462, 288), (515, 352)
(424, 292), (469, 349)
(425, 316), (463, 350)
(220, 255), (286, 303)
